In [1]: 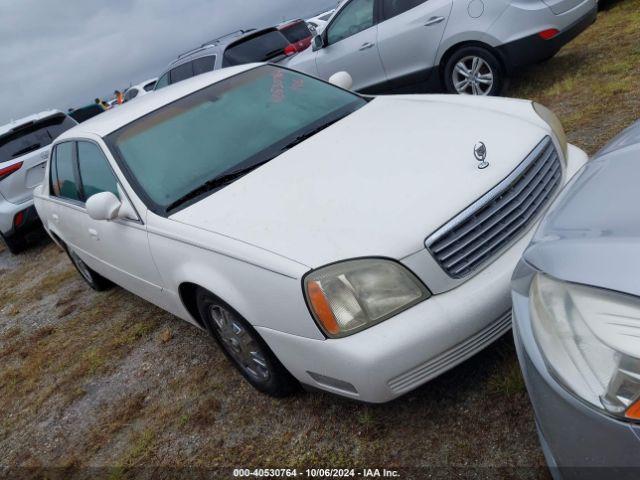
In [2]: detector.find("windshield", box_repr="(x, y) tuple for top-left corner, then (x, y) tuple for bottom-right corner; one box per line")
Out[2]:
(107, 65), (366, 214)
(222, 31), (290, 67)
(0, 114), (76, 163)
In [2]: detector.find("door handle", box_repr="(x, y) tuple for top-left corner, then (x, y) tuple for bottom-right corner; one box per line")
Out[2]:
(52, 213), (59, 223)
(88, 228), (99, 240)
(425, 16), (445, 26)
(359, 42), (375, 51)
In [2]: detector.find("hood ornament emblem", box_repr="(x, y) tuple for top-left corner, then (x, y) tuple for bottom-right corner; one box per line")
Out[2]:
(474, 142), (489, 169)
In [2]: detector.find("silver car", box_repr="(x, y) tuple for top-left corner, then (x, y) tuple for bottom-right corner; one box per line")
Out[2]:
(154, 28), (295, 90)
(0, 111), (76, 253)
(511, 120), (640, 479)
(286, 0), (597, 95)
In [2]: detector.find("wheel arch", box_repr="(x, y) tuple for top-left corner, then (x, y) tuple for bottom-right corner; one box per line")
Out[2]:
(178, 282), (207, 329)
(438, 40), (509, 79)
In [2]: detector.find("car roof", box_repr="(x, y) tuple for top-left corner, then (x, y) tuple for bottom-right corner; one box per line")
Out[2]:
(160, 27), (277, 74)
(56, 63), (261, 140)
(0, 109), (65, 137)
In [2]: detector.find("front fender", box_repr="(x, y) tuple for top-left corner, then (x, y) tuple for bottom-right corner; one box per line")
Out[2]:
(146, 216), (323, 340)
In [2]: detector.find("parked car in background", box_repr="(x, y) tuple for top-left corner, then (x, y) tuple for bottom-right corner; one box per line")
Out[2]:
(154, 28), (296, 90)
(512, 120), (640, 480)
(123, 77), (158, 103)
(34, 63), (588, 402)
(286, 0), (597, 95)
(69, 104), (105, 123)
(277, 19), (313, 53)
(0, 110), (77, 253)
(307, 10), (336, 35)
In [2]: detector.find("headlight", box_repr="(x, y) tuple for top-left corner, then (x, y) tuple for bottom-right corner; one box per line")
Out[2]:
(530, 274), (640, 421)
(304, 258), (430, 338)
(533, 102), (568, 160)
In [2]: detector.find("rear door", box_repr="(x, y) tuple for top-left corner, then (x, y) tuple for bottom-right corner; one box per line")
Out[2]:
(376, 0), (452, 87)
(315, 0), (387, 92)
(0, 114), (76, 205)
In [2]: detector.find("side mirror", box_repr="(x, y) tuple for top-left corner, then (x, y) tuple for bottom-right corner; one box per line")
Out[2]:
(86, 192), (121, 221)
(328, 71), (353, 90)
(312, 35), (324, 51)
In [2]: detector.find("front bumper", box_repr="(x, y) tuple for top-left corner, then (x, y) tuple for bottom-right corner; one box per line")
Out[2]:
(497, 2), (597, 71)
(259, 144), (588, 403)
(512, 261), (640, 479)
(0, 198), (41, 237)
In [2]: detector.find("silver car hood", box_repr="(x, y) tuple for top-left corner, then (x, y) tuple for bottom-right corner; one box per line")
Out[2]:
(524, 123), (640, 297)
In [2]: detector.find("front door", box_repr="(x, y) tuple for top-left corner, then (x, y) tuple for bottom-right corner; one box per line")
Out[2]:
(316, 0), (387, 92)
(50, 139), (165, 307)
(376, 0), (452, 87)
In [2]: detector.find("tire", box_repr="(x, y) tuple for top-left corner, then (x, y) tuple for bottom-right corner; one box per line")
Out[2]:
(196, 289), (298, 397)
(0, 232), (26, 255)
(66, 248), (113, 291)
(443, 46), (504, 96)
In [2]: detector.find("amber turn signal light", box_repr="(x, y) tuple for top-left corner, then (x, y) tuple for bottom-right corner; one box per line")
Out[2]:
(306, 281), (340, 336)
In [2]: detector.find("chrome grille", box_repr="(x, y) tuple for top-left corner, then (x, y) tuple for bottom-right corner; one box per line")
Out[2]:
(426, 137), (562, 279)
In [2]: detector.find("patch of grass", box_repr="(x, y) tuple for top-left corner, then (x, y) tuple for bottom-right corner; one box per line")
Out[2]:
(1, 325), (21, 340)
(120, 429), (157, 468)
(509, 0), (640, 155)
(488, 360), (526, 398)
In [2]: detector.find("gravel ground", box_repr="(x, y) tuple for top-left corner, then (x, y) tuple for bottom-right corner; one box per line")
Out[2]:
(1, 1), (639, 478)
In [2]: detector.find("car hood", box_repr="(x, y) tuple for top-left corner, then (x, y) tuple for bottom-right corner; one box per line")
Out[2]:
(170, 95), (549, 269)
(524, 138), (640, 297)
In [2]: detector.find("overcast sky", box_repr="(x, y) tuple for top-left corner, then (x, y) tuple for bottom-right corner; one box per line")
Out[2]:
(0, 0), (336, 123)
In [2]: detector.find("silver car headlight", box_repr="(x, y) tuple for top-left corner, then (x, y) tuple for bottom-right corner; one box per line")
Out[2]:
(533, 102), (568, 160)
(530, 274), (640, 421)
(304, 258), (430, 338)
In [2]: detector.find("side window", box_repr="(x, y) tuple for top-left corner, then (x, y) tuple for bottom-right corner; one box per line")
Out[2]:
(169, 62), (194, 84)
(143, 81), (156, 92)
(77, 142), (119, 200)
(381, 0), (427, 20)
(51, 142), (81, 201)
(124, 88), (138, 102)
(155, 73), (169, 90)
(192, 55), (216, 75)
(327, 0), (375, 45)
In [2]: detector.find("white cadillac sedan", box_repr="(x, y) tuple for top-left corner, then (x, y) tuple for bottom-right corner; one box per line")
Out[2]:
(34, 64), (587, 402)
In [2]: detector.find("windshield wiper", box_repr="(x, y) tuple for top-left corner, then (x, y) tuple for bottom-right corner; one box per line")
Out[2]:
(166, 159), (273, 212)
(280, 116), (346, 153)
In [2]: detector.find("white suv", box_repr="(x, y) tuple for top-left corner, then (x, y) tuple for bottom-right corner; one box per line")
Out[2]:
(0, 111), (77, 253)
(287, 0), (597, 95)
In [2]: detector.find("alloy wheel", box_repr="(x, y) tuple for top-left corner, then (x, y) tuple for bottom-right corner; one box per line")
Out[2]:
(209, 305), (271, 383)
(452, 56), (494, 95)
(70, 250), (93, 283)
